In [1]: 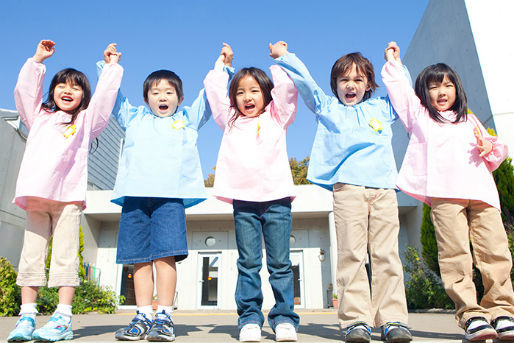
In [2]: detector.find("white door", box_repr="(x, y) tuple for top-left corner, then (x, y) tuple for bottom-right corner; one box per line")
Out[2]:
(197, 253), (221, 309)
(290, 251), (305, 308)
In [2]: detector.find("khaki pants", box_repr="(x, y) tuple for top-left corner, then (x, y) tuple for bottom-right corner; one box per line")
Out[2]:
(333, 184), (408, 328)
(431, 198), (514, 328)
(16, 198), (82, 288)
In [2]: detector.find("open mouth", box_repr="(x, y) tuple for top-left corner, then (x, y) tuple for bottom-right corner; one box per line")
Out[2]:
(344, 93), (356, 102)
(159, 104), (169, 111)
(62, 96), (73, 102)
(245, 104), (255, 112)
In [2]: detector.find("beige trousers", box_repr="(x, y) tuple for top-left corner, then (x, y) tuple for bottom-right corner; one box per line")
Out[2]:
(16, 198), (82, 288)
(333, 183), (408, 328)
(431, 198), (514, 328)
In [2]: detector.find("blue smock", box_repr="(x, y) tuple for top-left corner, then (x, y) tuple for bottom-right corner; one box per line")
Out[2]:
(97, 62), (211, 207)
(275, 53), (409, 190)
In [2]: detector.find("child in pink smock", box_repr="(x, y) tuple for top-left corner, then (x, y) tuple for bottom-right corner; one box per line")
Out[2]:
(383, 42), (514, 342)
(7, 40), (123, 342)
(203, 42), (299, 342)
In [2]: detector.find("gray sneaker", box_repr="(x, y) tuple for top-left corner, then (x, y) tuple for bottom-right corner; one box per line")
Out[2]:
(380, 322), (412, 342)
(115, 312), (153, 341)
(344, 322), (371, 343)
(146, 311), (175, 342)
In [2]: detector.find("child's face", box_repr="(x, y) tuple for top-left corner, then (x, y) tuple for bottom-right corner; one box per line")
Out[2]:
(235, 75), (265, 118)
(428, 74), (456, 112)
(146, 80), (183, 117)
(53, 81), (83, 113)
(336, 63), (370, 106)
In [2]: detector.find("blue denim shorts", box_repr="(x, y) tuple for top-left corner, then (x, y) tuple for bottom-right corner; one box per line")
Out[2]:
(116, 197), (188, 264)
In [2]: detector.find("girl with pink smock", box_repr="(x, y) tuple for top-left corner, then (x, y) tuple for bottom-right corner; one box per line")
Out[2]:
(7, 41), (123, 342)
(203, 42), (299, 342)
(382, 41), (514, 342)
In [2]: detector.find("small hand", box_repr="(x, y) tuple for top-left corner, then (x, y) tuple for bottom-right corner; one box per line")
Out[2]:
(104, 43), (121, 64)
(33, 40), (55, 63)
(269, 41), (288, 59)
(385, 41), (401, 63)
(475, 131), (493, 157)
(220, 43), (233, 67)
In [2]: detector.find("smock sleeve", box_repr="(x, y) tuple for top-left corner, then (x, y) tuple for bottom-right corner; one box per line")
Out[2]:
(274, 53), (332, 116)
(14, 58), (46, 129)
(269, 65), (297, 128)
(382, 60), (422, 133)
(203, 58), (235, 131)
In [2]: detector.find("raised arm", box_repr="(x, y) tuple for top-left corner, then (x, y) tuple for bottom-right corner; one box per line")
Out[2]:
(203, 43), (235, 130)
(381, 41), (422, 133)
(14, 40), (55, 129)
(182, 88), (212, 131)
(272, 43), (331, 116)
(87, 43), (124, 138)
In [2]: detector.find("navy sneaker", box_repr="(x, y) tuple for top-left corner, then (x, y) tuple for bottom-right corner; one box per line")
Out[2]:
(492, 316), (514, 341)
(146, 311), (175, 342)
(115, 312), (153, 341)
(344, 322), (371, 343)
(380, 322), (412, 342)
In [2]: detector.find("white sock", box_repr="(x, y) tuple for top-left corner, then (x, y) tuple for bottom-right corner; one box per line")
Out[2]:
(19, 303), (38, 320)
(137, 305), (154, 321)
(156, 305), (173, 316)
(55, 304), (72, 322)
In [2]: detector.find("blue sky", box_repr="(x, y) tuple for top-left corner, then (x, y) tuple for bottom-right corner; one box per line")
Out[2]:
(1, 0), (428, 178)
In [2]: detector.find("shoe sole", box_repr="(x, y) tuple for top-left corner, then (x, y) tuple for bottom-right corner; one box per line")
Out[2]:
(146, 335), (176, 342)
(115, 334), (147, 341)
(32, 331), (73, 341)
(345, 338), (370, 343)
(498, 332), (514, 340)
(464, 328), (497, 341)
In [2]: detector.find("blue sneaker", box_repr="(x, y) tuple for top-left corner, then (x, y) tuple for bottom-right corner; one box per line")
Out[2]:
(146, 311), (175, 342)
(32, 313), (73, 341)
(115, 311), (153, 341)
(7, 316), (35, 342)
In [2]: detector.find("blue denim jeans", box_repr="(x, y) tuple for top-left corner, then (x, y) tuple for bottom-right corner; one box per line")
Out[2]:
(233, 198), (300, 331)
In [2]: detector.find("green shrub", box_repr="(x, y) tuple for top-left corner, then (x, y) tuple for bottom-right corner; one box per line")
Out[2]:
(403, 246), (453, 309)
(0, 258), (21, 316)
(36, 281), (124, 315)
(420, 204), (439, 276)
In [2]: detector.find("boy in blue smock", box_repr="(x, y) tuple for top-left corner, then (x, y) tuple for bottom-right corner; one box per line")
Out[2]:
(97, 59), (211, 342)
(273, 41), (412, 343)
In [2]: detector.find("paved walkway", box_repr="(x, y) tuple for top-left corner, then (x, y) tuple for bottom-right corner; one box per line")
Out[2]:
(0, 310), (470, 342)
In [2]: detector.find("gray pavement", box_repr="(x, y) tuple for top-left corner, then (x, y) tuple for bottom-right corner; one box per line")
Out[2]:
(0, 310), (472, 342)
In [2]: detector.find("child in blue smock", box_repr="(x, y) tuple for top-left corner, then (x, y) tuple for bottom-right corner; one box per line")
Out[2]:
(97, 57), (211, 342)
(274, 41), (412, 343)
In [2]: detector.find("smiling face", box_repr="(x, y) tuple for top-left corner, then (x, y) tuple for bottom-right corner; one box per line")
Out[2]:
(235, 75), (265, 117)
(336, 63), (371, 106)
(146, 79), (183, 117)
(53, 81), (84, 113)
(428, 74), (456, 112)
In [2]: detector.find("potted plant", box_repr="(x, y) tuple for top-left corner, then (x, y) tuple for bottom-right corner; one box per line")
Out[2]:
(332, 294), (338, 309)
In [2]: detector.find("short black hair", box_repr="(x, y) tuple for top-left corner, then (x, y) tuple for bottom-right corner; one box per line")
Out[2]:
(143, 70), (183, 103)
(415, 63), (468, 123)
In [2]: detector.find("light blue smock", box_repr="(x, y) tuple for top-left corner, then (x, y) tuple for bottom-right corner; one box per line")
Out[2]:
(97, 62), (211, 208)
(275, 53), (409, 190)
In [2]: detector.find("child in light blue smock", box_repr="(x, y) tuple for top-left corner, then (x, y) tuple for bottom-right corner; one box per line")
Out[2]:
(273, 41), (413, 343)
(97, 58), (211, 342)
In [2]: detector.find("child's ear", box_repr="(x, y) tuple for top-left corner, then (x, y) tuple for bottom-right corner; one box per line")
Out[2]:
(178, 96), (184, 106)
(366, 82), (371, 91)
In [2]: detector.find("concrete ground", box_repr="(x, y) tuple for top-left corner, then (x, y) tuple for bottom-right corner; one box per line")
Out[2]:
(0, 309), (495, 343)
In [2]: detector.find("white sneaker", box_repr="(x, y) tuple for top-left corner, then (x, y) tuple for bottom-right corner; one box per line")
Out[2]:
(239, 324), (261, 342)
(275, 322), (297, 342)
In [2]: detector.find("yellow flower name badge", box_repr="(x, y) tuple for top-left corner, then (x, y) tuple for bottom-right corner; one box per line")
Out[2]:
(63, 124), (76, 138)
(368, 118), (383, 133)
(171, 120), (185, 130)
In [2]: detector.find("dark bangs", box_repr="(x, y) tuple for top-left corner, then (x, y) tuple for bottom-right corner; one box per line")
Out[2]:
(228, 67), (273, 127)
(143, 70), (183, 103)
(414, 63), (467, 123)
(42, 68), (92, 124)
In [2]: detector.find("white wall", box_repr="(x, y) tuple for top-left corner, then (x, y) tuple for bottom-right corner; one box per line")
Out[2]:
(0, 118), (26, 268)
